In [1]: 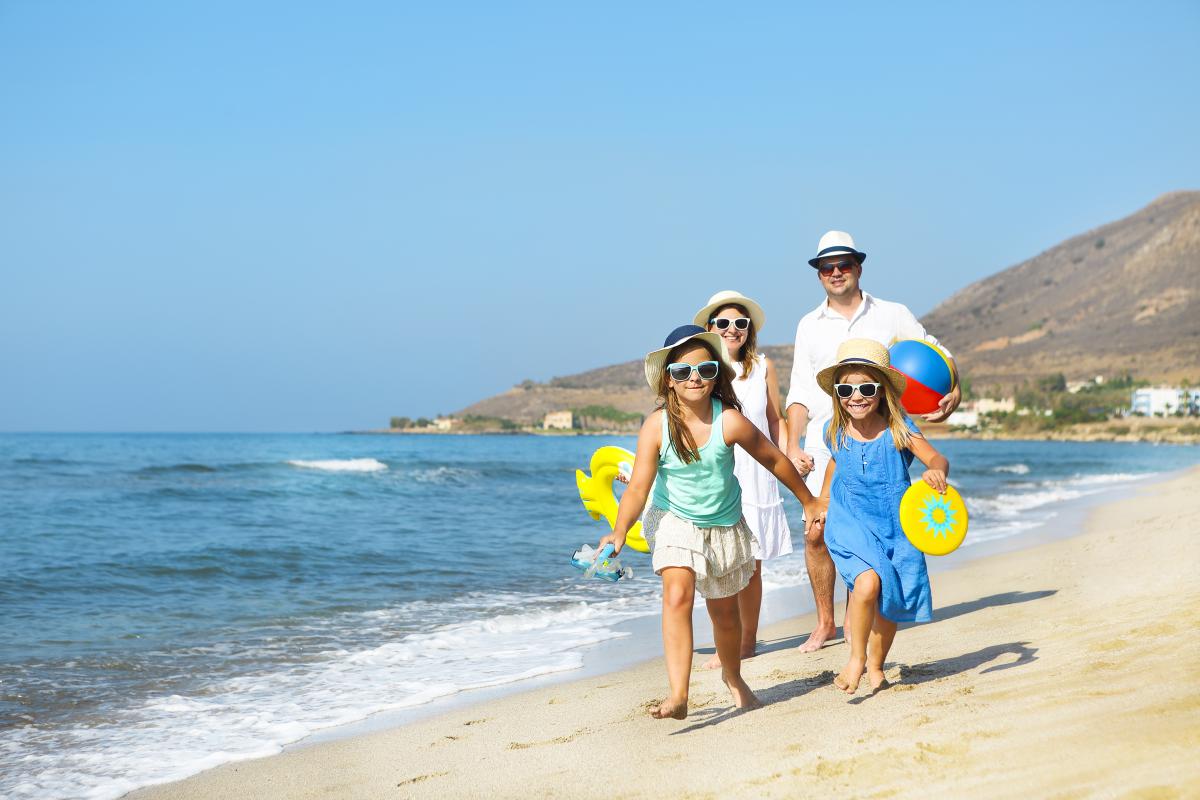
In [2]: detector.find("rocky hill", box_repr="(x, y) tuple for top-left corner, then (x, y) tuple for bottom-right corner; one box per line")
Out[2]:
(457, 192), (1200, 425)
(922, 190), (1200, 390)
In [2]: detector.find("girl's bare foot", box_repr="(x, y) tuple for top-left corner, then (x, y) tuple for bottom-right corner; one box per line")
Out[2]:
(650, 697), (688, 720)
(723, 673), (763, 709)
(834, 657), (865, 694)
(867, 666), (890, 692)
(701, 644), (756, 670)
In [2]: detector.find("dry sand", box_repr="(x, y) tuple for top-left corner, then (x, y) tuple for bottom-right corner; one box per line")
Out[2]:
(130, 469), (1200, 799)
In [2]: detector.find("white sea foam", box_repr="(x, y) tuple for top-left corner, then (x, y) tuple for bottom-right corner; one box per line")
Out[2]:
(0, 593), (654, 800)
(993, 463), (1030, 474)
(286, 458), (388, 473)
(970, 472), (1152, 519)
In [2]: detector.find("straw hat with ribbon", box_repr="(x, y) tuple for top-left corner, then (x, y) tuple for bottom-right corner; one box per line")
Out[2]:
(643, 324), (734, 391)
(816, 338), (907, 398)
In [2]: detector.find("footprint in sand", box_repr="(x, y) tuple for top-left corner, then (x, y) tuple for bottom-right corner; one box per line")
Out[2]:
(397, 772), (449, 787)
(507, 728), (591, 750)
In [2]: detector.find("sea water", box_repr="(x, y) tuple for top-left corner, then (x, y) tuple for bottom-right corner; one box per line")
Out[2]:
(0, 433), (1196, 799)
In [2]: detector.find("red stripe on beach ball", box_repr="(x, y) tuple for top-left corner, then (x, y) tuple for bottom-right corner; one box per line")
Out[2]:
(900, 376), (945, 415)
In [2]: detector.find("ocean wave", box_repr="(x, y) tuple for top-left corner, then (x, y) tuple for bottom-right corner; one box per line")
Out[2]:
(968, 471), (1154, 519)
(0, 593), (651, 800)
(405, 466), (481, 484)
(992, 463), (1030, 474)
(135, 463), (220, 475)
(286, 459), (388, 473)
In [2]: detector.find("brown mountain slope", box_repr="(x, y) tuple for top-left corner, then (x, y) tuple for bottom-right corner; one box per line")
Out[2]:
(922, 190), (1200, 389)
(458, 192), (1199, 424)
(457, 345), (795, 426)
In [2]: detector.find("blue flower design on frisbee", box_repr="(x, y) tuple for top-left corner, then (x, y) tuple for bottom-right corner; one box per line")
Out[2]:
(919, 494), (957, 539)
(900, 482), (969, 556)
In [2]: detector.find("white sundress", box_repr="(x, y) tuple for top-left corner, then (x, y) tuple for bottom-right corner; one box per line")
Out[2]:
(731, 354), (793, 560)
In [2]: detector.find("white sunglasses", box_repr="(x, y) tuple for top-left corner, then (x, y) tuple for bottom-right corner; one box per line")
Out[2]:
(709, 317), (750, 331)
(834, 382), (882, 399)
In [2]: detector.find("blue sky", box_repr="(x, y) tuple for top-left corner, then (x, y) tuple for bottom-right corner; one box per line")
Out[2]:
(2, 2), (1197, 431)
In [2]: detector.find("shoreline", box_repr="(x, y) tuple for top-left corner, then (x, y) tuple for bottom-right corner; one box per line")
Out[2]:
(128, 467), (1200, 799)
(348, 425), (1200, 444)
(296, 463), (1175, 746)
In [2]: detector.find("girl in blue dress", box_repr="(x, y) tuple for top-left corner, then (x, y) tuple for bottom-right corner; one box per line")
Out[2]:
(814, 339), (951, 695)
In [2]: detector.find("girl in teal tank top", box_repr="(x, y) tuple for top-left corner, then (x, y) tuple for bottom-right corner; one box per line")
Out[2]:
(593, 324), (825, 722)
(651, 396), (742, 526)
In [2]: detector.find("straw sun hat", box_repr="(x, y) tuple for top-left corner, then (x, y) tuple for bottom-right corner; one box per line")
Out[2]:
(692, 290), (766, 332)
(816, 338), (907, 398)
(643, 324), (734, 391)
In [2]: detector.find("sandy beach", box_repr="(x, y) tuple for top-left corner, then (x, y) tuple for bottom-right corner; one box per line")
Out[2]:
(130, 468), (1200, 800)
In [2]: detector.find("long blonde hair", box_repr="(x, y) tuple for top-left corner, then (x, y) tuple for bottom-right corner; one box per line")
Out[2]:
(656, 340), (742, 464)
(826, 364), (912, 452)
(710, 303), (759, 380)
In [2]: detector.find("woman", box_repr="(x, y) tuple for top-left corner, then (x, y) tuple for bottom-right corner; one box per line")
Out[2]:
(693, 290), (791, 668)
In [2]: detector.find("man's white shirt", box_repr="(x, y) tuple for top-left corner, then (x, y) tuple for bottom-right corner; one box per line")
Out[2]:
(785, 291), (948, 459)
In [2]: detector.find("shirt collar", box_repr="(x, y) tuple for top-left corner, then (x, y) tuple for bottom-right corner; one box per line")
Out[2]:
(817, 290), (874, 321)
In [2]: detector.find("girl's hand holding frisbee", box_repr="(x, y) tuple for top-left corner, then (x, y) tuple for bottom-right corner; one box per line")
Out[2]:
(922, 469), (948, 493)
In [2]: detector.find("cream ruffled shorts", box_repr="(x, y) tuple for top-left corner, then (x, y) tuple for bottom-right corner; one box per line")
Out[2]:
(644, 505), (757, 600)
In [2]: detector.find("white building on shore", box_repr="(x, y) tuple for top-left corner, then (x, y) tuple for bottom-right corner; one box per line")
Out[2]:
(543, 411), (574, 430)
(1130, 387), (1195, 416)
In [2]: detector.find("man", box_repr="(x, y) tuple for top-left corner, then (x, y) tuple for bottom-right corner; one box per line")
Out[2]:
(786, 230), (960, 652)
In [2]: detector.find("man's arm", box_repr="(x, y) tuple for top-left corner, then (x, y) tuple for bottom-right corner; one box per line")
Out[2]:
(784, 321), (816, 475)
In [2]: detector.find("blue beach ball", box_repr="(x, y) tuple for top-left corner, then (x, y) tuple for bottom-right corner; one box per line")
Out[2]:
(888, 339), (955, 415)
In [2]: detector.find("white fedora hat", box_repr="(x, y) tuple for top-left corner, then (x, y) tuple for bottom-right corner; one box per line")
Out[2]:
(692, 290), (766, 333)
(644, 324), (734, 391)
(808, 230), (867, 268)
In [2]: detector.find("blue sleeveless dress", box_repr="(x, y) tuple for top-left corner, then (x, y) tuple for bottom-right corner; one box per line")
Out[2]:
(823, 417), (932, 623)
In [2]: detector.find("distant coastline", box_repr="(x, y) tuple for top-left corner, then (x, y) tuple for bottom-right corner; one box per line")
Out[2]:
(347, 417), (1200, 444)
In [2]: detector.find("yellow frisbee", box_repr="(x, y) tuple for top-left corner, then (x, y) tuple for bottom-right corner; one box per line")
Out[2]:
(899, 481), (969, 556)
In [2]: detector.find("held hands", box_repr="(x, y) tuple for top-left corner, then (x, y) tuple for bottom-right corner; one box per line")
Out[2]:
(787, 446), (814, 478)
(802, 500), (826, 537)
(922, 469), (948, 494)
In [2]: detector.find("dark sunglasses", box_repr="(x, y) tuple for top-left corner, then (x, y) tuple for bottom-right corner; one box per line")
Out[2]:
(709, 317), (750, 331)
(667, 360), (720, 382)
(816, 259), (858, 276)
(834, 382), (881, 398)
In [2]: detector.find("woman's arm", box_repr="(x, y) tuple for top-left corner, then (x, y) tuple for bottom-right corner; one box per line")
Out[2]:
(907, 432), (950, 493)
(597, 412), (661, 555)
(763, 357), (787, 449)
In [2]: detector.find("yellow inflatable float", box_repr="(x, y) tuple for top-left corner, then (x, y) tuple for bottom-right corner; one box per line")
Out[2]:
(899, 481), (969, 556)
(575, 445), (649, 554)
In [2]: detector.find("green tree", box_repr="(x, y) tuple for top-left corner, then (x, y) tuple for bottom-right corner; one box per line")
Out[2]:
(1037, 373), (1067, 393)
(390, 416), (411, 429)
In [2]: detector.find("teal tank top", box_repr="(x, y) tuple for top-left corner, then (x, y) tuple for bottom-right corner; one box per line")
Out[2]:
(651, 398), (743, 527)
